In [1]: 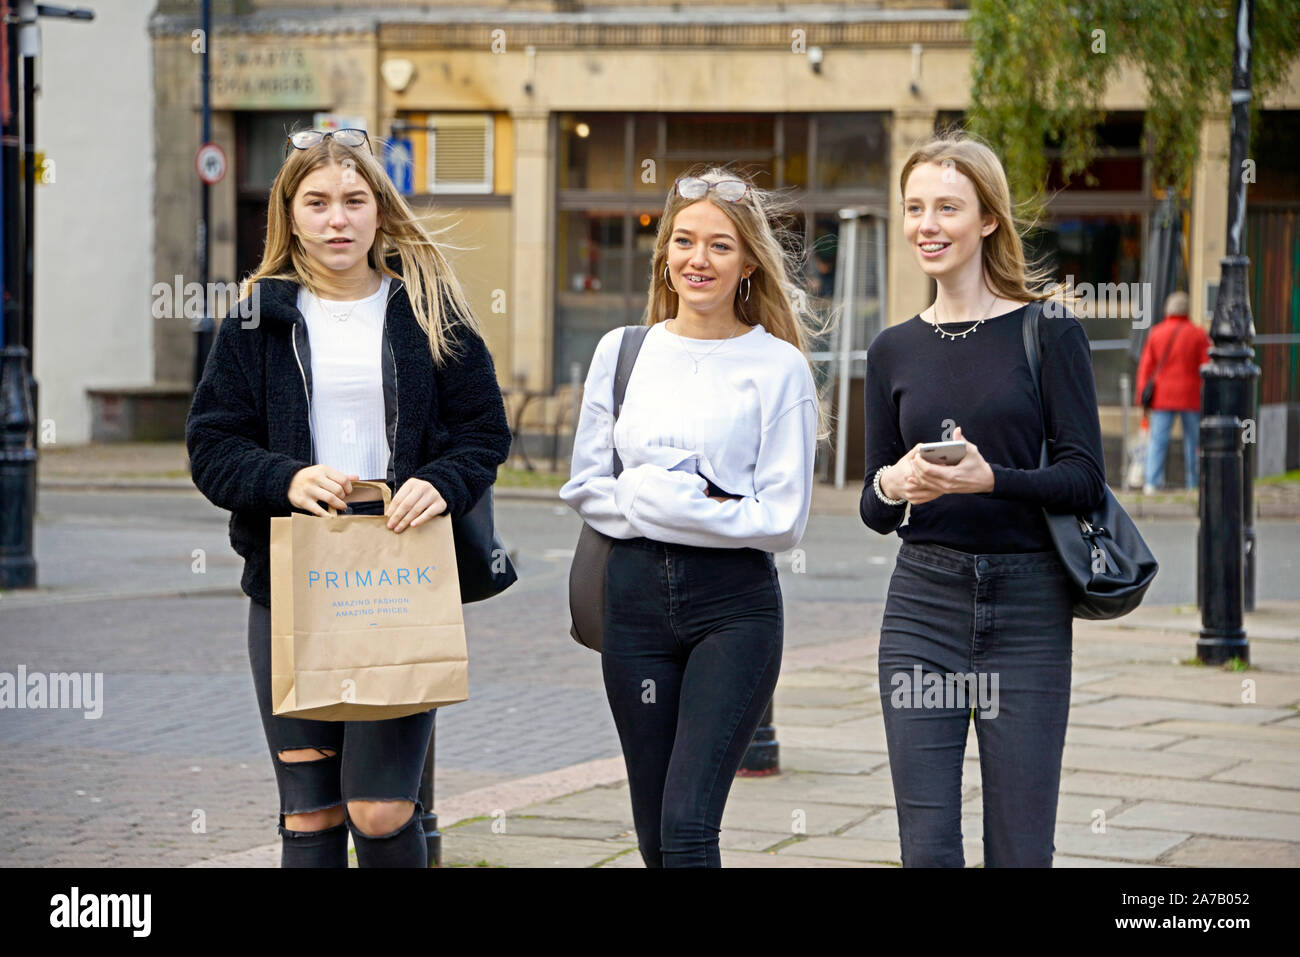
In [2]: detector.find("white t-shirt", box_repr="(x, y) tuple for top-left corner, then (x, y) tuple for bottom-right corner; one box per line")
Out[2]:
(296, 275), (392, 481)
(560, 320), (818, 553)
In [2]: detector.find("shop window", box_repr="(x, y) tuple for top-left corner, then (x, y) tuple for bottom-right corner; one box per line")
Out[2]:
(815, 113), (889, 191)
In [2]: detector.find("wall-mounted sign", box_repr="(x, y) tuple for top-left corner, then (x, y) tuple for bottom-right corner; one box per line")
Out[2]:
(212, 46), (323, 109)
(196, 142), (227, 185)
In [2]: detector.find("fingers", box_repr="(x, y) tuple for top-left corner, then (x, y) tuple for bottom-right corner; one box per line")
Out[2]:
(399, 499), (447, 532)
(318, 467), (358, 498)
(388, 480), (446, 533)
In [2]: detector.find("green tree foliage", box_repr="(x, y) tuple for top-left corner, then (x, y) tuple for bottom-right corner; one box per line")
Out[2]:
(968, 1), (1300, 208)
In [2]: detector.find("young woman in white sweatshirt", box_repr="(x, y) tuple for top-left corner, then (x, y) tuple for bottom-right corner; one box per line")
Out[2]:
(561, 167), (824, 867)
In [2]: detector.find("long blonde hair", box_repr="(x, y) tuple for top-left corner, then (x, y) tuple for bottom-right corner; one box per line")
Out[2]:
(899, 133), (1055, 304)
(241, 132), (482, 365)
(641, 165), (828, 357)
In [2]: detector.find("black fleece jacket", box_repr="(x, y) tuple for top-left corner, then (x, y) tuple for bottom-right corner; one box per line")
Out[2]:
(185, 257), (511, 606)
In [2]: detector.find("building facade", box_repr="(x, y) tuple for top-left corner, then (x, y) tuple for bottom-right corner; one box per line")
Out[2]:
(140, 0), (1300, 473)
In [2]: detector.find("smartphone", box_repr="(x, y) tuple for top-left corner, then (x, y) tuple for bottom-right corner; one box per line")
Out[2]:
(918, 440), (967, 465)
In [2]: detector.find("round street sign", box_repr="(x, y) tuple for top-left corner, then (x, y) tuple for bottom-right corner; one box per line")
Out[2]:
(196, 142), (227, 185)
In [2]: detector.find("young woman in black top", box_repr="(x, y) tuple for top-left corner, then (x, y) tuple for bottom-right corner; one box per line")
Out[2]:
(860, 133), (1105, 867)
(186, 128), (510, 867)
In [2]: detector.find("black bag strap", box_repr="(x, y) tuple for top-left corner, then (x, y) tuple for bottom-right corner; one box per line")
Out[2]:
(610, 324), (650, 477)
(1020, 300), (1051, 469)
(1150, 322), (1185, 380)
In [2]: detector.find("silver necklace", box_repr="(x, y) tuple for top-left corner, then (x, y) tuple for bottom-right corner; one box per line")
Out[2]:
(930, 293), (997, 340)
(313, 276), (379, 322)
(668, 319), (743, 373)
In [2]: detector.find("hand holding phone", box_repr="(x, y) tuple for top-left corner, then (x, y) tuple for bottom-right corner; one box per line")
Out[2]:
(917, 439), (967, 465)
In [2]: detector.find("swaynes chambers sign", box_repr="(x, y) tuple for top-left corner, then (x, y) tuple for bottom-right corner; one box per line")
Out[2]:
(211, 46), (352, 109)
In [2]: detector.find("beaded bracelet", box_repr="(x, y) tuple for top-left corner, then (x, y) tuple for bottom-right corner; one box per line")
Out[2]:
(873, 466), (906, 506)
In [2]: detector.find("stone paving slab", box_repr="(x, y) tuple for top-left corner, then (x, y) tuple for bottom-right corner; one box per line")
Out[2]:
(1059, 771), (1299, 814)
(490, 782), (636, 827)
(1067, 696), (1293, 729)
(1062, 725), (1190, 750)
(773, 686), (873, 709)
(450, 815), (636, 843)
(776, 706), (878, 726)
(774, 834), (942, 865)
(1161, 835), (1300, 867)
(727, 770), (897, 807)
(776, 747), (890, 775)
(722, 849), (884, 868)
(774, 669), (874, 691)
(719, 795), (872, 836)
(1107, 801), (1300, 843)
(1077, 671), (1300, 707)
(1059, 743), (1240, 779)
(1140, 719), (1300, 744)
(1209, 761), (1300, 789)
(776, 723), (888, 753)
(1051, 855), (1161, 868)
(1100, 601), (1300, 642)
(713, 828), (811, 853)
(597, 847), (880, 868)
(1051, 823), (1191, 862)
(1162, 736), (1300, 765)
(960, 792), (1130, 827)
(1050, 826), (1190, 863)
(439, 831), (628, 868)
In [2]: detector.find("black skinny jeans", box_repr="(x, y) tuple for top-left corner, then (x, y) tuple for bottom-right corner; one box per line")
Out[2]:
(602, 536), (783, 868)
(878, 542), (1074, 867)
(246, 501), (434, 867)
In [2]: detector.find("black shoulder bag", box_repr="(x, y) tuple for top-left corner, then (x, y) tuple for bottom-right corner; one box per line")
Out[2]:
(1022, 301), (1158, 619)
(453, 486), (517, 603)
(567, 325), (651, 651)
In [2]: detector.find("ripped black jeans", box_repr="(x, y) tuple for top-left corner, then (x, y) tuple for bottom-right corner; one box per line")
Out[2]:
(247, 591), (434, 868)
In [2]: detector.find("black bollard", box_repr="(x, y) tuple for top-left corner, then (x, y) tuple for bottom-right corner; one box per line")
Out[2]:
(738, 698), (779, 776)
(417, 710), (441, 866)
(1198, 415), (1248, 664)
(0, 347), (38, 589)
(1243, 384), (1257, 613)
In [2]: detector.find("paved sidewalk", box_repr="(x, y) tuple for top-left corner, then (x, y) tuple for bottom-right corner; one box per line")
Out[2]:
(21, 443), (1300, 866)
(193, 601), (1300, 868)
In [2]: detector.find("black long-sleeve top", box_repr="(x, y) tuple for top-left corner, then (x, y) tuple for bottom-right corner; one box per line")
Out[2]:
(859, 303), (1107, 552)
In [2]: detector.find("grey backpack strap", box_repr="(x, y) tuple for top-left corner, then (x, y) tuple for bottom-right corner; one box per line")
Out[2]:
(610, 325), (650, 477)
(1021, 300), (1049, 468)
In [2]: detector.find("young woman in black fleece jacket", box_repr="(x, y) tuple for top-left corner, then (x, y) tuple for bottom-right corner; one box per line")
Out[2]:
(185, 127), (510, 868)
(861, 134), (1106, 868)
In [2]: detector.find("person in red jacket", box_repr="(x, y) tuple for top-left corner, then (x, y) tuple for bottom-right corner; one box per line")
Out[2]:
(1135, 291), (1211, 492)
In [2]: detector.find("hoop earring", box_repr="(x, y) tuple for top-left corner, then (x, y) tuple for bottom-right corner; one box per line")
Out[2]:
(740, 275), (751, 302)
(663, 264), (675, 291)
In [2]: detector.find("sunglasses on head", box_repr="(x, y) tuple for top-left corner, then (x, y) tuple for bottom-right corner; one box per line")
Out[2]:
(674, 176), (750, 203)
(284, 128), (371, 158)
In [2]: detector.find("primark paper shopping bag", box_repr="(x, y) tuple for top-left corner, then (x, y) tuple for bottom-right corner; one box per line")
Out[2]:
(270, 481), (468, 721)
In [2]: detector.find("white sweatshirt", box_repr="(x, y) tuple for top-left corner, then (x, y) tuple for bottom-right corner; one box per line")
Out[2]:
(297, 275), (392, 481)
(560, 321), (818, 553)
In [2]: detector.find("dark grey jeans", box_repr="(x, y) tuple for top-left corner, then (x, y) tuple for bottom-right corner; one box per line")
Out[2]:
(878, 541), (1074, 868)
(602, 536), (783, 868)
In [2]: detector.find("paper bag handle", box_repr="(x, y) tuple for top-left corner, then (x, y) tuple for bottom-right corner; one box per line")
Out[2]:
(326, 480), (392, 516)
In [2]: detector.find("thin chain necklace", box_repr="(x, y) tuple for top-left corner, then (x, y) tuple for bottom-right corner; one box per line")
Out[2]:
(668, 318), (743, 373)
(930, 293), (997, 340)
(314, 274), (380, 323)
